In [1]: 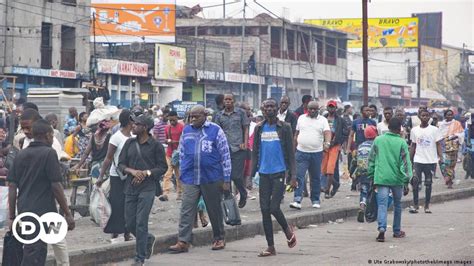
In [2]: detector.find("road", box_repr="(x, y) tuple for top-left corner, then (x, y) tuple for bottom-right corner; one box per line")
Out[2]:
(117, 198), (474, 265)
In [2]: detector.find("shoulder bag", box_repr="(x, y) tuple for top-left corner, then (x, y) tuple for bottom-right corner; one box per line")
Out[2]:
(134, 141), (163, 197)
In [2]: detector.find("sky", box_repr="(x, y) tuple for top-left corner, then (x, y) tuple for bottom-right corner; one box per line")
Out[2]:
(177, 0), (474, 49)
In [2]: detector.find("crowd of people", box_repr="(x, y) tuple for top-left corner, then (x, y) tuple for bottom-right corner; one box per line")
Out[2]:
(1, 94), (473, 265)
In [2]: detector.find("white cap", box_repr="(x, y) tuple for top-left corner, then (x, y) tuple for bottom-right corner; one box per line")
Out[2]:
(342, 101), (353, 107)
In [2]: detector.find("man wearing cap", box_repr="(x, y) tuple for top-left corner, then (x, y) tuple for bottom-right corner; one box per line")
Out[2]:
(353, 125), (377, 222)
(118, 114), (168, 264)
(322, 100), (345, 198)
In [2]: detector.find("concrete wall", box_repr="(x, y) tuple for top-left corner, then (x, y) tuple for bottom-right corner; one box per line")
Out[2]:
(0, 0), (90, 74)
(347, 47), (418, 97)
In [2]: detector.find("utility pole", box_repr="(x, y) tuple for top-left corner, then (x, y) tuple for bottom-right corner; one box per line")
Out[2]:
(362, 0), (369, 105)
(93, 12), (97, 85)
(313, 42), (319, 99)
(223, 0), (226, 19)
(239, 0), (246, 102)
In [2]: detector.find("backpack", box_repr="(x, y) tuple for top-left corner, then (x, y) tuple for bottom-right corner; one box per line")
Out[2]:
(354, 140), (373, 178)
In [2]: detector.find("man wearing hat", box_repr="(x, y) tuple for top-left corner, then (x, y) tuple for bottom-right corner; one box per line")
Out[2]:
(322, 100), (346, 198)
(118, 114), (168, 264)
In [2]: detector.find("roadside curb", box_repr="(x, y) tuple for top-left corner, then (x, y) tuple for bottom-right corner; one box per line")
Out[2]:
(46, 187), (474, 265)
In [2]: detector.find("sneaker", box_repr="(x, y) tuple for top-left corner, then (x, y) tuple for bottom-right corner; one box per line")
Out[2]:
(409, 206), (419, 214)
(357, 209), (365, 223)
(312, 202), (321, 209)
(376, 232), (385, 242)
(238, 194), (247, 208)
(289, 202), (301, 210)
(146, 235), (156, 259)
(158, 195), (169, 202)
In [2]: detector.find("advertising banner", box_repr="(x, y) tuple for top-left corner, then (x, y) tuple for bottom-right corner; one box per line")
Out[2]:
(91, 0), (175, 43)
(304, 17), (418, 48)
(171, 101), (204, 118)
(420, 45), (448, 92)
(97, 59), (148, 77)
(379, 84), (392, 97)
(154, 44), (186, 80)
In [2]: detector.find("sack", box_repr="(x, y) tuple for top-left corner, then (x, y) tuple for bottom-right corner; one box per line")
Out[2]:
(89, 186), (112, 228)
(364, 183), (378, 223)
(64, 135), (79, 158)
(0, 186), (9, 228)
(221, 195), (241, 226)
(5, 146), (19, 170)
(171, 150), (180, 167)
(2, 231), (23, 265)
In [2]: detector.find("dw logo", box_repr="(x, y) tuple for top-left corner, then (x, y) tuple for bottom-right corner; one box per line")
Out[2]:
(12, 212), (68, 244)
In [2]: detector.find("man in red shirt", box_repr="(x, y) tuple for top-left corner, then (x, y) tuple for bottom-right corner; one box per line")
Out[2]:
(161, 111), (185, 201)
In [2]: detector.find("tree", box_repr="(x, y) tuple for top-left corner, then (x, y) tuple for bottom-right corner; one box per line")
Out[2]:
(450, 72), (474, 108)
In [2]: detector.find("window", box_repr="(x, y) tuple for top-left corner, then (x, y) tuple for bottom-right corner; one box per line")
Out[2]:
(61, 25), (76, 70)
(337, 39), (347, 59)
(120, 76), (130, 85)
(271, 27), (281, 58)
(407, 66), (417, 84)
(41, 23), (52, 69)
(61, 0), (76, 6)
(325, 37), (337, 65)
(112, 75), (119, 85)
(286, 30), (295, 60)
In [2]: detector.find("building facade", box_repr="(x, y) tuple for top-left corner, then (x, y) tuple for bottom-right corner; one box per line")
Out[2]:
(0, 0), (90, 97)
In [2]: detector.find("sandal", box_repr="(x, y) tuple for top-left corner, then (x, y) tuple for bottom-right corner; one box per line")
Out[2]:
(286, 228), (297, 248)
(258, 249), (276, 257)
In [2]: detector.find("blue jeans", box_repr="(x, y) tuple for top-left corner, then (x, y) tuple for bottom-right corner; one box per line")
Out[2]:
(359, 182), (369, 205)
(294, 150), (323, 203)
(125, 190), (155, 262)
(376, 185), (403, 234)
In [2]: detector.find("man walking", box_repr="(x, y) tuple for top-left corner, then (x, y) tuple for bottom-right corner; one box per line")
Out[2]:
(169, 105), (231, 253)
(322, 100), (345, 198)
(118, 114), (168, 264)
(8, 119), (75, 265)
(409, 109), (443, 214)
(368, 118), (412, 242)
(277, 95), (297, 134)
(214, 94), (249, 208)
(290, 101), (331, 209)
(161, 110), (184, 201)
(347, 105), (377, 191)
(377, 107), (393, 135)
(251, 98), (297, 256)
(294, 95), (312, 118)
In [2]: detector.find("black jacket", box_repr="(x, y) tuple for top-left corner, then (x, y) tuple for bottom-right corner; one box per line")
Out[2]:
(282, 110), (297, 134)
(324, 114), (345, 146)
(251, 119), (296, 179)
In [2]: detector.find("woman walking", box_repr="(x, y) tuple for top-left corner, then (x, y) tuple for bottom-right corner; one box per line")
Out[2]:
(97, 110), (133, 241)
(438, 109), (464, 188)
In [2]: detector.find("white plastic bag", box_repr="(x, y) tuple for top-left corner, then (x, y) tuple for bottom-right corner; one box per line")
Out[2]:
(0, 186), (8, 228)
(86, 97), (121, 127)
(89, 185), (111, 228)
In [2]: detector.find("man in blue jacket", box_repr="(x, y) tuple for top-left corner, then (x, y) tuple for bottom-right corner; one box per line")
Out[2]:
(169, 105), (232, 253)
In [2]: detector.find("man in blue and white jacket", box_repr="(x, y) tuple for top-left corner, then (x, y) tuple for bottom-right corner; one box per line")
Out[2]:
(169, 105), (231, 253)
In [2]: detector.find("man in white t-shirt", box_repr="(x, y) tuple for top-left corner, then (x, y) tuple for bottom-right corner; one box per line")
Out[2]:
(377, 107), (393, 136)
(290, 101), (331, 210)
(409, 109), (443, 214)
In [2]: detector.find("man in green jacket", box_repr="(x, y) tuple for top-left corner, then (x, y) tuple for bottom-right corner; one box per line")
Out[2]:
(368, 118), (412, 242)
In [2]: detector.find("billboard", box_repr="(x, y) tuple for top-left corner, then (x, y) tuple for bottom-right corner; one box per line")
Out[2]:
(420, 45), (448, 92)
(154, 44), (186, 80)
(91, 0), (175, 43)
(97, 59), (148, 77)
(304, 17), (418, 48)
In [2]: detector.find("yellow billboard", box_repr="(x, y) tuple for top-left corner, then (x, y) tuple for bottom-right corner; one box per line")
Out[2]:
(304, 17), (418, 48)
(154, 44), (186, 81)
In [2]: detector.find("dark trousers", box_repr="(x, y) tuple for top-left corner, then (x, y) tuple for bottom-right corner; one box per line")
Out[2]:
(104, 176), (128, 234)
(22, 241), (47, 266)
(125, 190), (155, 262)
(413, 163), (435, 207)
(230, 150), (248, 199)
(178, 181), (225, 243)
(259, 172), (289, 246)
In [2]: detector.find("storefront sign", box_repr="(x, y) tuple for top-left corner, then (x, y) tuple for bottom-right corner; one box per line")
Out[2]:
(12, 66), (77, 79)
(224, 72), (265, 85)
(379, 84), (392, 97)
(392, 86), (402, 99)
(154, 44), (186, 80)
(403, 86), (412, 99)
(97, 59), (148, 77)
(196, 70), (225, 81)
(171, 100), (204, 118)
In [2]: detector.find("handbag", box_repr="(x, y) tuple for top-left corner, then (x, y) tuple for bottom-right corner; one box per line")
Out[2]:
(134, 141), (163, 197)
(221, 194), (241, 226)
(2, 231), (23, 265)
(364, 182), (378, 223)
(112, 159), (128, 181)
